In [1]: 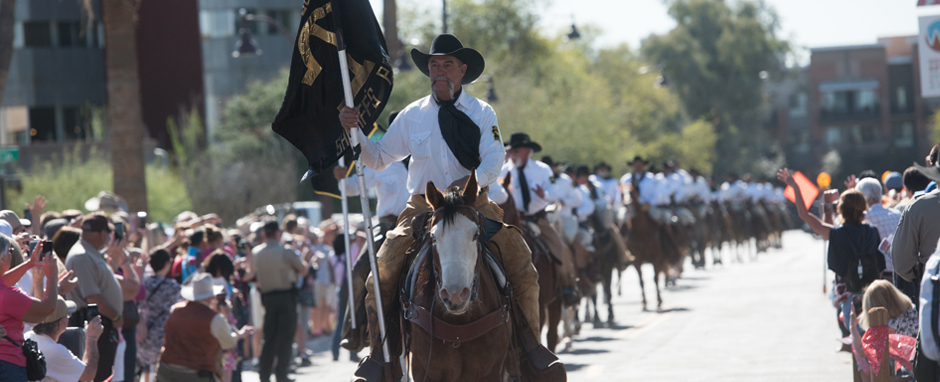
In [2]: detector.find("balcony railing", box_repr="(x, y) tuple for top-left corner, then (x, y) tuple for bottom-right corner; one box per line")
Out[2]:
(819, 105), (880, 123)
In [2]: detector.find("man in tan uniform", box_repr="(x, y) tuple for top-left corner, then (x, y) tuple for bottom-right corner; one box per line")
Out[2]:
(339, 34), (540, 362)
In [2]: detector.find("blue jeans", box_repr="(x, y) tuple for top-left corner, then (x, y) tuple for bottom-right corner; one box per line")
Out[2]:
(0, 359), (27, 382)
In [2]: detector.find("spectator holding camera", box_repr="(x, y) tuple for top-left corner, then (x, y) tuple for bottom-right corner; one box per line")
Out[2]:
(0, 233), (59, 381)
(65, 213), (125, 382)
(26, 297), (105, 382)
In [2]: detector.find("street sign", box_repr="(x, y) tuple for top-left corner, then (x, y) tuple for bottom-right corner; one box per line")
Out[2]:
(0, 147), (19, 163)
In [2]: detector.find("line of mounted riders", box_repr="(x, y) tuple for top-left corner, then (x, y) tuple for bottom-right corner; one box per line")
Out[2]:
(490, 155), (798, 354)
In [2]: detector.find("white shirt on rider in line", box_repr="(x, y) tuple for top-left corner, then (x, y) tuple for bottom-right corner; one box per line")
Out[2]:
(343, 161), (410, 218)
(499, 158), (557, 216)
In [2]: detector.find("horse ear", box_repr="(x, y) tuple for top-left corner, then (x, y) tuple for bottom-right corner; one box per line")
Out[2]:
(426, 181), (444, 209)
(463, 170), (479, 206)
(502, 171), (512, 188)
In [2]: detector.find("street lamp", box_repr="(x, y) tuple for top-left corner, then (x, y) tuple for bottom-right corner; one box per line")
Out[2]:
(232, 8), (294, 58)
(486, 75), (498, 103)
(567, 15), (580, 40)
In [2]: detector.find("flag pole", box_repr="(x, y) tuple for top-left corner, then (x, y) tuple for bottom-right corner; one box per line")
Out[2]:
(338, 160), (357, 331)
(337, 37), (390, 363)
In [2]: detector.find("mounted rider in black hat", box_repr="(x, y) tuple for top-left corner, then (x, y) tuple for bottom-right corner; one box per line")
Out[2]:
(338, 34), (542, 378)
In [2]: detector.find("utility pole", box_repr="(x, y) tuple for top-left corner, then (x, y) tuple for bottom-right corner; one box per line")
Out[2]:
(383, 0), (401, 63)
(442, 0), (448, 33)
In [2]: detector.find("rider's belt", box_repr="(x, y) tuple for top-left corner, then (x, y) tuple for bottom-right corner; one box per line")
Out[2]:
(523, 210), (548, 221)
(405, 304), (509, 344)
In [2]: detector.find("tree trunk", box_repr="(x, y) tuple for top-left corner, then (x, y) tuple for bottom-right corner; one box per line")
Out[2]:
(103, 0), (148, 212)
(383, 0), (400, 64)
(0, 0), (18, 108)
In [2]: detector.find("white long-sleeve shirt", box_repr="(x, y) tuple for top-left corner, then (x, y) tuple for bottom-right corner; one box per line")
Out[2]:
(343, 162), (409, 218)
(622, 172), (666, 206)
(357, 92), (505, 194)
(589, 175), (623, 207)
(500, 159), (556, 216)
(551, 173), (582, 217)
(687, 175), (712, 203)
(575, 185), (596, 222)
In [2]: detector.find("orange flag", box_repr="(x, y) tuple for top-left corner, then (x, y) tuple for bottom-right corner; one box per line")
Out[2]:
(783, 171), (819, 210)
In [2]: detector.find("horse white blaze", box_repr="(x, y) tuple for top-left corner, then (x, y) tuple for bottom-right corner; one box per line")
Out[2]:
(431, 215), (478, 313)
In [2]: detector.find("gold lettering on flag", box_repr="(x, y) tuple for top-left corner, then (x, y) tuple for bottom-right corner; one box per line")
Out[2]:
(299, 2), (336, 86)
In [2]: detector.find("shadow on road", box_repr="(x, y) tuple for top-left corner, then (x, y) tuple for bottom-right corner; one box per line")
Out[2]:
(562, 363), (587, 372)
(655, 307), (689, 314)
(565, 348), (609, 355)
(573, 336), (617, 342)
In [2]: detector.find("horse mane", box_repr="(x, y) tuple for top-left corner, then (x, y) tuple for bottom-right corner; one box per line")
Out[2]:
(437, 187), (466, 227)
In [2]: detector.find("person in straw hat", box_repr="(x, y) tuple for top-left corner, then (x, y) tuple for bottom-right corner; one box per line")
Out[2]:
(155, 273), (253, 382)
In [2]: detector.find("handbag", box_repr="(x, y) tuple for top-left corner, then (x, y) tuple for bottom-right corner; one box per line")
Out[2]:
(123, 300), (141, 329)
(4, 335), (46, 380)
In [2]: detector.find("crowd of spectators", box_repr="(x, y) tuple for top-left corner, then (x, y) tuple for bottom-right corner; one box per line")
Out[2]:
(778, 142), (940, 381)
(0, 192), (354, 382)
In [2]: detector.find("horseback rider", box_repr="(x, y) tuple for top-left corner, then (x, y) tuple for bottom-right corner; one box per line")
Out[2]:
(621, 156), (669, 224)
(498, 134), (578, 299)
(590, 162), (623, 210)
(541, 157), (583, 246)
(338, 34), (541, 366)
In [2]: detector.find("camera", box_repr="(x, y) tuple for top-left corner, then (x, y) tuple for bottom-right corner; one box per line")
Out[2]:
(87, 303), (99, 318)
(114, 221), (124, 241)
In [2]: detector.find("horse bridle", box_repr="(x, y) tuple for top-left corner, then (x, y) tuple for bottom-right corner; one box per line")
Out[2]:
(426, 205), (487, 304)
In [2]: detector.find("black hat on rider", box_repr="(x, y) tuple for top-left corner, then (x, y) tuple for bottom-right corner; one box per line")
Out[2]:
(411, 34), (486, 85)
(576, 165), (591, 177)
(627, 156), (649, 166)
(504, 133), (542, 152)
(541, 156), (555, 167)
(594, 162), (611, 173)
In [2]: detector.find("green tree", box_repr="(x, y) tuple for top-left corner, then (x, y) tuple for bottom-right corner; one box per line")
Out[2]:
(642, 0), (789, 176)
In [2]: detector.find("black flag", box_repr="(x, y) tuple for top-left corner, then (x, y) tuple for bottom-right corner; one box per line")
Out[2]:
(306, 124), (383, 198)
(272, 0), (393, 193)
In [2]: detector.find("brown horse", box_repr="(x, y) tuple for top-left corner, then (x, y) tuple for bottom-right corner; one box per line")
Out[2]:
(403, 174), (512, 381)
(624, 187), (670, 310)
(496, 174), (564, 353)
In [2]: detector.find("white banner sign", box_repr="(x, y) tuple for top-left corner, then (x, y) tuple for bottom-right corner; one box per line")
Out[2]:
(919, 15), (940, 98)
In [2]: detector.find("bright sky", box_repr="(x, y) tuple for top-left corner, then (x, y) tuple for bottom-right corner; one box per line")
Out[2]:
(369, 0), (940, 63)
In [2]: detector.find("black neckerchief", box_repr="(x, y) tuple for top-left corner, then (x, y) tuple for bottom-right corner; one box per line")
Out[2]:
(435, 90), (481, 171)
(518, 160), (531, 213)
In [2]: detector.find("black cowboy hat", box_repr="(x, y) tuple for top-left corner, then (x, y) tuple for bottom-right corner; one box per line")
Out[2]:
(594, 162), (611, 172)
(627, 156), (649, 166)
(411, 34), (486, 85)
(504, 133), (542, 152)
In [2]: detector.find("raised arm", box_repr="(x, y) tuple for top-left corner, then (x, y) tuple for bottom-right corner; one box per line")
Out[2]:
(777, 168), (832, 240)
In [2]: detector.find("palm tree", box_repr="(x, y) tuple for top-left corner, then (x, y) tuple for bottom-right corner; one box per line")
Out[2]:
(102, 0), (148, 212)
(0, 0), (18, 108)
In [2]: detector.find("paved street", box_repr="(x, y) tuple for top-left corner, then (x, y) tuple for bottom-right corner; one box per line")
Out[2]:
(243, 230), (851, 381)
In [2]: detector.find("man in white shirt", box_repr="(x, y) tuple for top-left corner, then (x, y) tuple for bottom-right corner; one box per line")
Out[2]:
(334, 161), (409, 231)
(501, 134), (577, 293)
(590, 162), (623, 208)
(26, 297), (103, 382)
(622, 156), (671, 224)
(542, 157), (582, 244)
(338, 34), (540, 359)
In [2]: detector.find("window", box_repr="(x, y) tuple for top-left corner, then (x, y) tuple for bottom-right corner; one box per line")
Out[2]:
(63, 107), (86, 140)
(57, 22), (86, 47)
(897, 87), (908, 111)
(825, 127), (842, 145)
(200, 10), (236, 38)
(28, 107), (56, 142)
(23, 22), (51, 47)
(895, 122), (914, 147)
(788, 92), (807, 118)
(823, 91), (849, 113)
(267, 10), (296, 35)
(855, 90), (877, 112)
